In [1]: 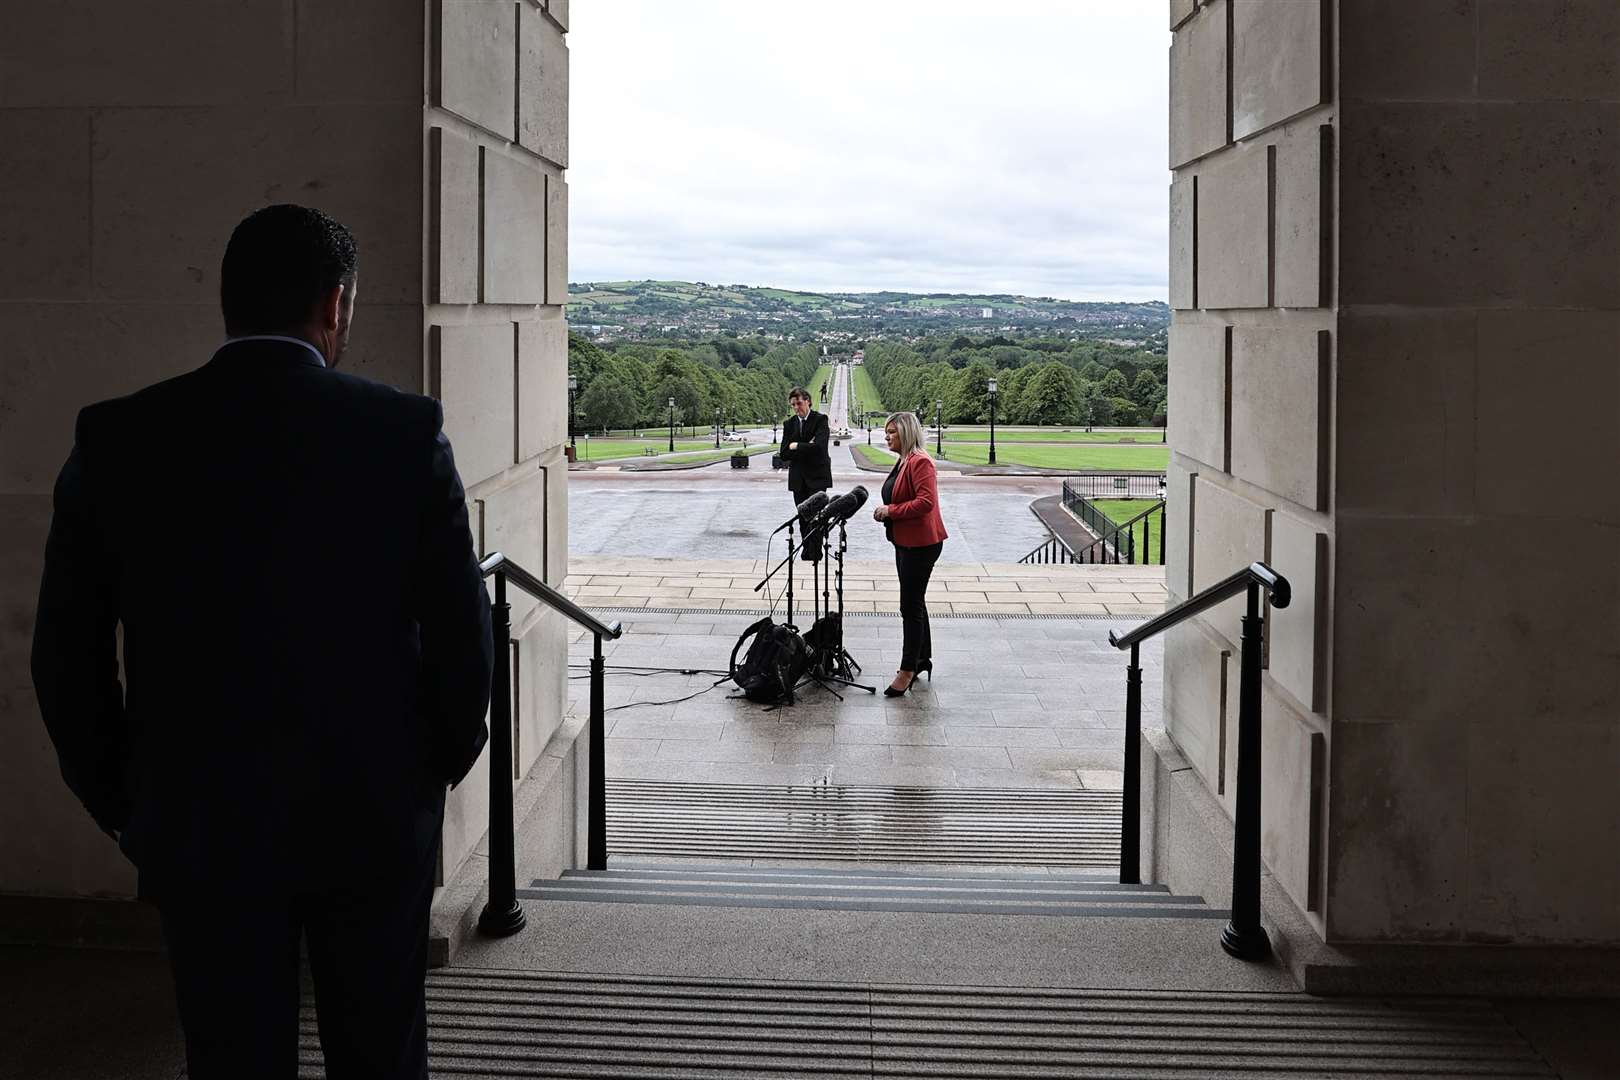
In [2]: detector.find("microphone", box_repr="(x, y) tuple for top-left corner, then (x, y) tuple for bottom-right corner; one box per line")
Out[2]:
(814, 485), (869, 527)
(771, 490), (828, 534)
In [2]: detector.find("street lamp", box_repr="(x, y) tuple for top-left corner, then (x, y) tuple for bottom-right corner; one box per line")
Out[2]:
(567, 374), (577, 449)
(935, 399), (943, 456)
(667, 397), (676, 452)
(987, 377), (998, 466)
(714, 406), (722, 448)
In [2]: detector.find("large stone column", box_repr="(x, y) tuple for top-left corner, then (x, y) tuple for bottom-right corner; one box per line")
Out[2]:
(0, 0), (574, 942)
(1159, 0), (1618, 983)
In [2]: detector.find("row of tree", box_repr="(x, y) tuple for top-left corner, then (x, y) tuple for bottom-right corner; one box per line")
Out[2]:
(864, 339), (1167, 427)
(566, 334), (823, 432)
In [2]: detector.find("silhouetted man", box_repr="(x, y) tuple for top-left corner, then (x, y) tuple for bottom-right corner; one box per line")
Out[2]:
(31, 204), (493, 1078)
(779, 386), (833, 560)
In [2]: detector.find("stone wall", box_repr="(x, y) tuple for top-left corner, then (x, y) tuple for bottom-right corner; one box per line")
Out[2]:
(0, 0), (573, 906)
(1164, 0), (1619, 947)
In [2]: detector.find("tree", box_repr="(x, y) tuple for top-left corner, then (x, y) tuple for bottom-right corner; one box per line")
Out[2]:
(1130, 370), (1162, 410)
(946, 360), (996, 423)
(1022, 362), (1081, 425)
(577, 373), (638, 433)
(653, 374), (707, 428)
(1099, 368), (1131, 399)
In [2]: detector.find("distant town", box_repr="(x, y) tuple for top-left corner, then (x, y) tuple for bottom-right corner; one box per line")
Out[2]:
(568, 280), (1169, 350)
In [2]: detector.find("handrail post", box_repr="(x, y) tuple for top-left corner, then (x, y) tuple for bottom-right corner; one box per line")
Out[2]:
(478, 571), (527, 937)
(588, 632), (607, 871)
(1221, 581), (1270, 961)
(1121, 643), (1142, 885)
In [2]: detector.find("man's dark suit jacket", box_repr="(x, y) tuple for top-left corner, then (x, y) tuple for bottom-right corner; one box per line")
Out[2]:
(779, 410), (833, 492)
(31, 339), (494, 898)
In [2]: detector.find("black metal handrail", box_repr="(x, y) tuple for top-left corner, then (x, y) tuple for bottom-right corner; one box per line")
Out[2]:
(1070, 498), (1166, 566)
(1108, 561), (1290, 962)
(1018, 533), (1075, 565)
(476, 551), (623, 939)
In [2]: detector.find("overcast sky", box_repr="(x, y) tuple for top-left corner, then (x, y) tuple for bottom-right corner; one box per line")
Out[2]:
(569, 2), (1169, 301)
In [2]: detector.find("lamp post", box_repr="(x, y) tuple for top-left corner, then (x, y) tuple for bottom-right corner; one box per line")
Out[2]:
(987, 377), (998, 466)
(935, 399), (943, 456)
(567, 375), (577, 449)
(714, 406), (721, 448)
(667, 397), (675, 452)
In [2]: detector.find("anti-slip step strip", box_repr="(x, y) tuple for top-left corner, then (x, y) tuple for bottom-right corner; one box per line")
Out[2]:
(296, 970), (1556, 1079)
(605, 779), (1123, 867)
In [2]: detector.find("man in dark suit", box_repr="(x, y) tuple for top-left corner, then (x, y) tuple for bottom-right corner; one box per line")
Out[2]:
(30, 204), (493, 1078)
(779, 386), (833, 560)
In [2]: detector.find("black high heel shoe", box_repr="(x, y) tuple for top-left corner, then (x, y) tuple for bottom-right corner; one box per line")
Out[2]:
(884, 671), (917, 697)
(916, 661), (933, 681)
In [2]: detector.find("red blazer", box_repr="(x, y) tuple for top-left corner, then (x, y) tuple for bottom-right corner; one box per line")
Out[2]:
(886, 452), (949, 547)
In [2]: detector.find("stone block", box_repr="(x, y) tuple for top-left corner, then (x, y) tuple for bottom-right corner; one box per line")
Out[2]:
(1195, 143), (1269, 309)
(1340, 101), (1620, 308)
(0, 1), (292, 107)
(438, 0), (517, 139)
(1339, 0), (1477, 103)
(519, 4), (569, 167)
(1465, 722), (1620, 942)
(432, 127), (480, 305)
(546, 175), (569, 305)
(542, 459), (569, 584)
(1267, 512), (1325, 712)
(1327, 718), (1468, 942)
(1165, 460), (1197, 599)
(1479, 0), (1619, 103)
(518, 313), (568, 460)
(482, 151), (546, 305)
(1335, 308), (1477, 516)
(0, 303), (216, 494)
(0, 111), (90, 299)
(1190, 477), (1269, 648)
(1259, 686), (1317, 916)
(433, 322), (515, 488)
(484, 467), (546, 626)
(1170, 0), (1197, 30)
(1232, 0), (1325, 139)
(1229, 327), (1329, 510)
(516, 608), (569, 775)
(1167, 324), (1229, 472)
(546, 0), (570, 32)
(340, 303), (425, 394)
(1163, 621), (1233, 809)
(297, 0), (423, 103)
(1332, 516), (1619, 728)
(1170, 0), (1229, 167)
(1476, 310), (1619, 525)
(1273, 124), (1330, 309)
(1168, 177), (1196, 310)
(91, 106), (422, 304)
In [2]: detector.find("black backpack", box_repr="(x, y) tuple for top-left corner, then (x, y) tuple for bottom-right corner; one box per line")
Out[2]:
(729, 616), (810, 703)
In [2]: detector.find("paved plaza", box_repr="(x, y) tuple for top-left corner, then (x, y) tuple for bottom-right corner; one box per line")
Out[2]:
(567, 597), (1166, 793)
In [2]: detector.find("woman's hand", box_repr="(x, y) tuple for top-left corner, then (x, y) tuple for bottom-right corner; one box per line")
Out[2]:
(873, 505), (891, 522)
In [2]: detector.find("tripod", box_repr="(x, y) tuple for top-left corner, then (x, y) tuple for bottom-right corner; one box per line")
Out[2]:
(806, 518), (870, 692)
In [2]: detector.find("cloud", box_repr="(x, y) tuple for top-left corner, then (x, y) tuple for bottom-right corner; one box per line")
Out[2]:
(570, 2), (1169, 301)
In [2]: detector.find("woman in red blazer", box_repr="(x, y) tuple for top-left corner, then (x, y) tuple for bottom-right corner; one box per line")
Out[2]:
(872, 411), (948, 696)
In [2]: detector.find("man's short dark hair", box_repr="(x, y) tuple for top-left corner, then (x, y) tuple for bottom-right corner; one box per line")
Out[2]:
(220, 205), (358, 335)
(788, 387), (810, 403)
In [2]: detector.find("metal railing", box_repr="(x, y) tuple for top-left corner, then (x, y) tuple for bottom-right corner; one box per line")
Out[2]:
(1063, 474), (1167, 502)
(1022, 498), (1166, 565)
(1108, 561), (1291, 962)
(1019, 535), (1076, 564)
(476, 552), (623, 938)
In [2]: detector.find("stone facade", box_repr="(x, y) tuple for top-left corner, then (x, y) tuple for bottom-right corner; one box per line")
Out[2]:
(0, 0), (574, 910)
(1163, 0), (1619, 951)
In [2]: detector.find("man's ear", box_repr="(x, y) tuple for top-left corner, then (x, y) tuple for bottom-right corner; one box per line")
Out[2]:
(320, 283), (345, 331)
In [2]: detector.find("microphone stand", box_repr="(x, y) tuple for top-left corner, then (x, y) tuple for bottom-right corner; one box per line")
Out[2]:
(805, 518), (873, 695)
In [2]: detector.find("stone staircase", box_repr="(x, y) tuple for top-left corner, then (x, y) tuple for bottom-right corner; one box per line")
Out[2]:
(298, 966), (1556, 1078)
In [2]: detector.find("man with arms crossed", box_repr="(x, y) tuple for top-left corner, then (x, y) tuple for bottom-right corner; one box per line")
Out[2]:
(779, 386), (833, 560)
(31, 204), (494, 1078)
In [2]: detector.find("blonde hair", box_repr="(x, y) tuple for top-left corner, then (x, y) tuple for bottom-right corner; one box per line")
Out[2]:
(885, 411), (926, 458)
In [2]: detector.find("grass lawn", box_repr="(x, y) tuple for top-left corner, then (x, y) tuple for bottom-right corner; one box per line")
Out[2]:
(938, 443), (1170, 471)
(942, 428), (1165, 444)
(850, 364), (885, 415)
(852, 444), (898, 467)
(1088, 499), (1167, 563)
(811, 364), (834, 403)
(576, 438), (715, 461)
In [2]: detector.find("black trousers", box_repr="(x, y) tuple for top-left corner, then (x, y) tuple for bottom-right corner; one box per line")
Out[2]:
(894, 540), (943, 671)
(157, 849), (435, 1079)
(790, 483), (831, 561)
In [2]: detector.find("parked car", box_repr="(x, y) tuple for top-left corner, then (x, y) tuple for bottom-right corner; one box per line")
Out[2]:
(721, 433), (746, 443)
